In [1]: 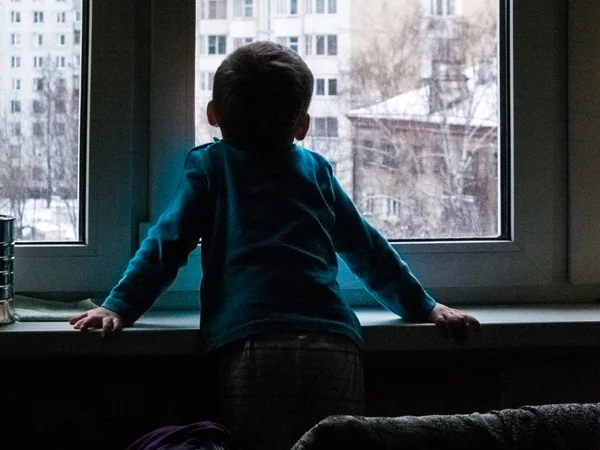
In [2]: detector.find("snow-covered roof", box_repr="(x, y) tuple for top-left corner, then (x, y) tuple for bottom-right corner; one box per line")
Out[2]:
(347, 60), (498, 128)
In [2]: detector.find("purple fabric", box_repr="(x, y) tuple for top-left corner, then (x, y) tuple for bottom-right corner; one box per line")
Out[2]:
(125, 421), (236, 450)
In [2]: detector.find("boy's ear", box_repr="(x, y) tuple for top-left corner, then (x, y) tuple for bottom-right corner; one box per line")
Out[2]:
(206, 101), (219, 127)
(294, 114), (310, 141)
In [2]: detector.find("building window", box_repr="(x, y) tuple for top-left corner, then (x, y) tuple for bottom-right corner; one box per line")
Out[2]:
(33, 56), (44, 68)
(202, 35), (227, 54)
(74, 29), (81, 44)
(35, 33), (44, 46)
(277, 0), (298, 15)
(364, 193), (375, 215)
(233, 0), (253, 18)
(277, 36), (299, 53)
(33, 100), (44, 114)
(13, 122), (21, 137)
(311, 117), (338, 137)
(34, 77), (44, 91)
(432, 0), (456, 16)
(11, 11), (21, 23)
(199, 71), (214, 91)
(309, 0), (336, 14)
(75, 10), (82, 21)
(12, 78), (21, 90)
(73, 54), (81, 66)
(56, 11), (66, 23)
(315, 78), (338, 96)
(11, 56), (21, 68)
(11, 100), (21, 113)
(11, 33), (21, 46)
(33, 122), (44, 137)
(56, 77), (66, 91)
(33, 11), (44, 23)
(55, 56), (66, 68)
(55, 100), (66, 113)
(306, 34), (337, 56)
(233, 37), (253, 50)
(386, 198), (400, 217)
(57, 34), (66, 46)
(199, 0), (227, 19)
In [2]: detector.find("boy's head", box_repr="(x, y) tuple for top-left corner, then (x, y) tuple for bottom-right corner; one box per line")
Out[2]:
(207, 41), (314, 149)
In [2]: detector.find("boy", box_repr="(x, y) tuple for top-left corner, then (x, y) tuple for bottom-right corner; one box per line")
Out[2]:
(70, 41), (480, 450)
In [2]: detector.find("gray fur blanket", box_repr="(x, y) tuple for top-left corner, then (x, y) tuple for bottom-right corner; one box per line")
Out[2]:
(291, 403), (600, 450)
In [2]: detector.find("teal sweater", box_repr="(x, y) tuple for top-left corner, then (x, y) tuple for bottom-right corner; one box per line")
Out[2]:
(102, 139), (436, 353)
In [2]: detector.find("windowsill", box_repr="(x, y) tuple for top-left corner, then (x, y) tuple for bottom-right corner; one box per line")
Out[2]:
(2, 304), (600, 357)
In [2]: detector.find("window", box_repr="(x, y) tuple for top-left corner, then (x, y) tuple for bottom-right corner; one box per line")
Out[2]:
(33, 77), (44, 91)
(11, 11), (21, 23)
(277, 36), (299, 53)
(73, 54), (81, 66)
(11, 100), (21, 113)
(308, 0), (336, 14)
(276, 0), (298, 15)
(306, 34), (337, 56)
(12, 78), (21, 90)
(233, 37), (253, 50)
(56, 77), (66, 91)
(57, 34), (66, 46)
(201, 35), (227, 54)
(11, 33), (21, 46)
(33, 100), (44, 114)
(386, 198), (400, 218)
(315, 77), (337, 96)
(148, 1), (597, 309)
(33, 11), (44, 23)
(199, 71), (214, 91)
(74, 30), (81, 44)
(55, 55), (66, 68)
(12, 122), (21, 137)
(33, 122), (44, 137)
(199, 0), (227, 19)
(33, 56), (44, 68)
(233, 0), (253, 18)
(75, 10), (81, 21)
(11, 56), (21, 68)
(55, 100), (66, 113)
(56, 11), (66, 23)
(311, 117), (338, 137)
(432, 0), (455, 16)
(35, 33), (44, 46)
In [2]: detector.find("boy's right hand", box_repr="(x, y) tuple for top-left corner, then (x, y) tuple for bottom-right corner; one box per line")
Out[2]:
(69, 307), (125, 337)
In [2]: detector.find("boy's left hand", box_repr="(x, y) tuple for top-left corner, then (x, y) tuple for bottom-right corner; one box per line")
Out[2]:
(427, 303), (481, 343)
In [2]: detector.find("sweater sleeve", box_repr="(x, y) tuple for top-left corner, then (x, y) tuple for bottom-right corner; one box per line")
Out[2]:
(330, 173), (436, 321)
(101, 149), (211, 324)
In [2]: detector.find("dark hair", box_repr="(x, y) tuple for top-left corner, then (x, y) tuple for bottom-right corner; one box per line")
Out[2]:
(212, 41), (314, 148)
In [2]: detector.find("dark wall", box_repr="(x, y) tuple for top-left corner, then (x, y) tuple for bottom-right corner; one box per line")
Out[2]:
(3, 346), (600, 450)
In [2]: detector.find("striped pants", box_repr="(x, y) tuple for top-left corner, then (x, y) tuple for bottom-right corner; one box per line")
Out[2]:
(215, 332), (364, 450)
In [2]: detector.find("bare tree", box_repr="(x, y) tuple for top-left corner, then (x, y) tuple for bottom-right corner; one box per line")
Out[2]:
(348, 3), (499, 239)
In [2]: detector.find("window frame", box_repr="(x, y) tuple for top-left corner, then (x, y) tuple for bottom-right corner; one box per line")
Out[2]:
(143, 0), (600, 306)
(14, 0), (145, 294)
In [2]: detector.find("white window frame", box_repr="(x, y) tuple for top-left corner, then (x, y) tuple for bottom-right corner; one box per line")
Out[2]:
(11, 55), (21, 68)
(276, 0), (299, 15)
(306, 34), (337, 56)
(35, 33), (44, 46)
(315, 77), (337, 96)
(57, 34), (66, 46)
(277, 36), (299, 53)
(142, 0), (600, 307)
(11, 11), (21, 23)
(233, 37), (253, 50)
(33, 11), (44, 23)
(15, 1), (143, 294)
(307, 0), (337, 14)
(233, 0), (253, 18)
(199, 71), (214, 91)
(198, 0), (227, 19)
(33, 55), (44, 68)
(56, 11), (66, 23)
(12, 78), (21, 90)
(11, 100), (21, 114)
(11, 33), (21, 46)
(199, 35), (227, 54)
(431, 0), (456, 16)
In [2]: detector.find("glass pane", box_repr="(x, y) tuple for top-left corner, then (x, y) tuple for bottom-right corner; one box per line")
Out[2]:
(0, 0), (85, 242)
(195, 0), (501, 240)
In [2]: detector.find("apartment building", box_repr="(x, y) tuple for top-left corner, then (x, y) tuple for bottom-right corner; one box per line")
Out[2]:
(0, 0), (82, 198)
(195, 0), (354, 193)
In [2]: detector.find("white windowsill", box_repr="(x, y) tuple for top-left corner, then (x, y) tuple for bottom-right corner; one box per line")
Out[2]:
(1, 304), (600, 357)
